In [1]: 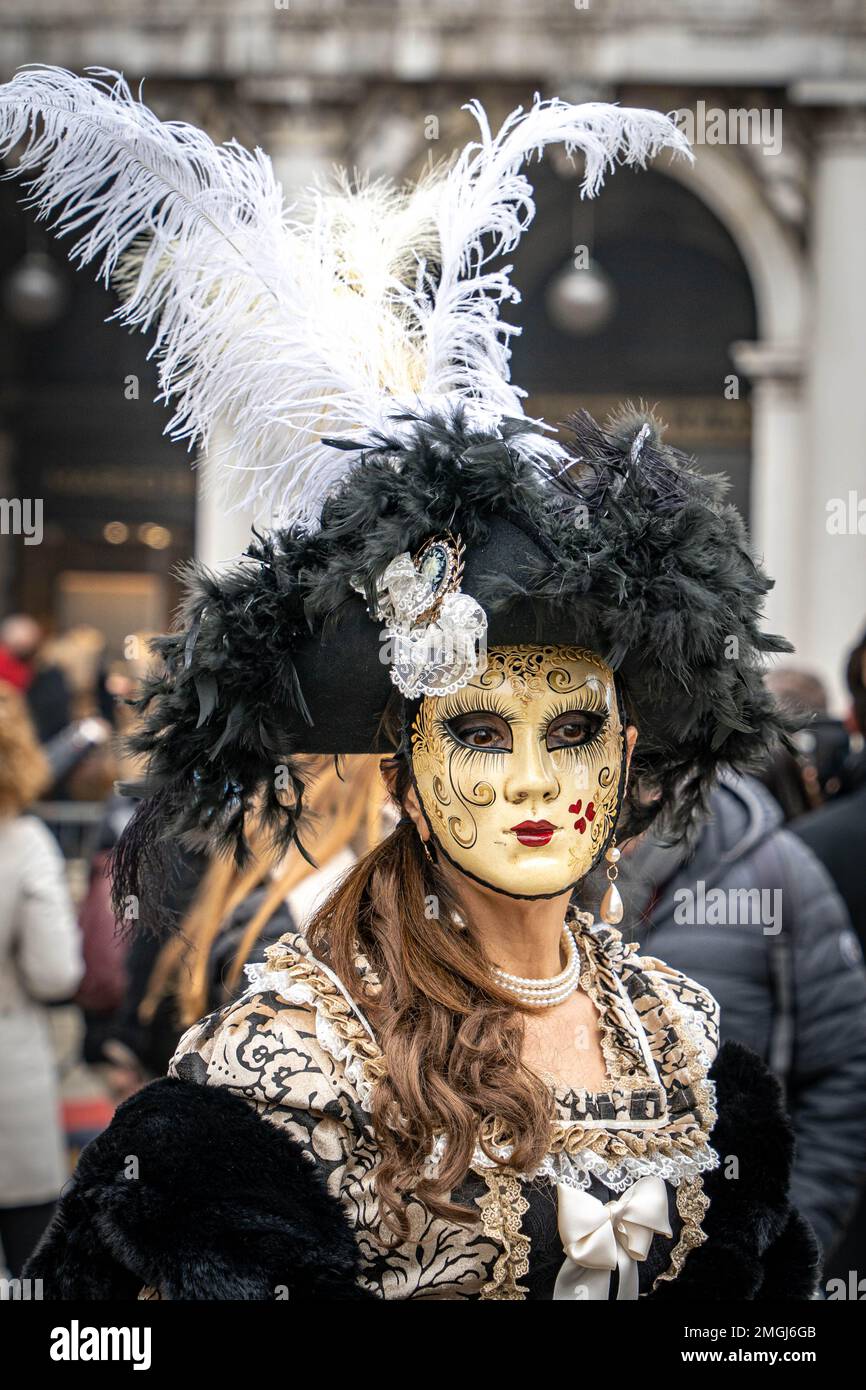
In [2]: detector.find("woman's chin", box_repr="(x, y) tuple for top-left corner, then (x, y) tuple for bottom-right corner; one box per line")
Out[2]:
(478, 853), (576, 899)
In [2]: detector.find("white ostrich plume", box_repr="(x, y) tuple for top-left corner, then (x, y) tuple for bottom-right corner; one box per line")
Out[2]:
(0, 65), (692, 524)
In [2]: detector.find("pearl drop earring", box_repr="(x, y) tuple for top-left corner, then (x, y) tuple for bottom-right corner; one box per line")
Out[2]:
(599, 840), (624, 925)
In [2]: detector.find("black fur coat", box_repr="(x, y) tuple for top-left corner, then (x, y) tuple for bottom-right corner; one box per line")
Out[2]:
(24, 1041), (818, 1300)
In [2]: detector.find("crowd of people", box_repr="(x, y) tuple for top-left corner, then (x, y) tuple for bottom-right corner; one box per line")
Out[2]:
(0, 606), (864, 1288)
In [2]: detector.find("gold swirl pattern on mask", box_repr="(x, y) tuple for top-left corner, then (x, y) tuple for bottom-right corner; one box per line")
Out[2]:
(463, 779), (495, 807)
(589, 758), (621, 858)
(411, 698), (448, 790)
(446, 777), (495, 847)
(412, 696), (485, 847)
(448, 812), (478, 848)
(411, 705), (453, 832)
(480, 645), (615, 706)
(557, 719), (621, 875)
(589, 799), (615, 860)
(432, 774), (452, 807)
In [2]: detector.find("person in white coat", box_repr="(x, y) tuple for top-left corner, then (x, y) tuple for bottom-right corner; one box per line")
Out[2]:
(0, 681), (82, 1277)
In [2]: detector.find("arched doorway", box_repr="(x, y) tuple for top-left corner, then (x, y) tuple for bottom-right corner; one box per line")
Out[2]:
(507, 161), (757, 521)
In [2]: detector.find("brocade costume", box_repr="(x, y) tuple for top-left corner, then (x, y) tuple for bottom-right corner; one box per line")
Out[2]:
(163, 919), (719, 1300)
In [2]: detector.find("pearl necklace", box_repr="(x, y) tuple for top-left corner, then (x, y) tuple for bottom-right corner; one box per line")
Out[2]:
(491, 925), (580, 1007)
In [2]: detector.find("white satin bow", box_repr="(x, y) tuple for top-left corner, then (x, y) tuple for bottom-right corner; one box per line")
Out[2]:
(553, 1174), (672, 1301)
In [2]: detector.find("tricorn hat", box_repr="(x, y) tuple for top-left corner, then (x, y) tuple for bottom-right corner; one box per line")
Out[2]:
(115, 404), (789, 898)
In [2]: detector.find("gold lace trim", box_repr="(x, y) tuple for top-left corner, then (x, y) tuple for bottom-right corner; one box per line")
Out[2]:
(575, 919), (649, 1086)
(547, 930), (718, 1170)
(652, 1175), (710, 1287)
(476, 1171), (531, 1300)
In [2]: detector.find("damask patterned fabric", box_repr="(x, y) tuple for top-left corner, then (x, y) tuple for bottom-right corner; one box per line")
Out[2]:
(168, 917), (720, 1300)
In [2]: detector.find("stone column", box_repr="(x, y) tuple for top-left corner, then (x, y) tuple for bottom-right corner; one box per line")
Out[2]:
(802, 107), (866, 708)
(195, 424), (260, 570)
(731, 341), (806, 653)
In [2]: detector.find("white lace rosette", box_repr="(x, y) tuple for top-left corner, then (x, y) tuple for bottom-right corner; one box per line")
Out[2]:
(353, 534), (488, 698)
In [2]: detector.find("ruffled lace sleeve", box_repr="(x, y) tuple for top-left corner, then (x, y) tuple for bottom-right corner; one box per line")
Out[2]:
(170, 989), (349, 1116)
(630, 954), (720, 1066)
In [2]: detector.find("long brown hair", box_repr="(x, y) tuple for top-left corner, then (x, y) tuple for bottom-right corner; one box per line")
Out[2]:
(306, 753), (554, 1239)
(0, 681), (51, 817)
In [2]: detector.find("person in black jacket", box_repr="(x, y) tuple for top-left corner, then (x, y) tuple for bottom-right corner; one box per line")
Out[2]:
(789, 624), (866, 1284)
(792, 761), (866, 953)
(618, 770), (866, 1266)
(792, 624), (866, 956)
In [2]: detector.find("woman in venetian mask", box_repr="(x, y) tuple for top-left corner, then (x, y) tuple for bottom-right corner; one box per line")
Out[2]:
(2, 69), (818, 1300)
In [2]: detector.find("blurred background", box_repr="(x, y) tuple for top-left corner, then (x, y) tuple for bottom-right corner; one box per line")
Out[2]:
(1, 0), (866, 1295)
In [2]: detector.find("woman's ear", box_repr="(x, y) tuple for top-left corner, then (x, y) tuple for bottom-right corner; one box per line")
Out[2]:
(625, 724), (638, 770)
(402, 779), (430, 842)
(379, 757), (430, 843)
(623, 724), (639, 794)
(379, 755), (399, 800)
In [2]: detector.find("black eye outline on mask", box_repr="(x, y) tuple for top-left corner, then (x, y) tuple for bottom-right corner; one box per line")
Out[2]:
(444, 710), (512, 751)
(444, 705), (607, 754)
(545, 708), (606, 750)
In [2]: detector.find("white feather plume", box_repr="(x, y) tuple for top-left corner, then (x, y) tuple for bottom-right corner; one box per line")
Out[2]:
(0, 66), (692, 524)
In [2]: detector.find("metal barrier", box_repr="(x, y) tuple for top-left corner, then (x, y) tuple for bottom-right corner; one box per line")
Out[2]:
(34, 801), (105, 859)
(33, 801), (106, 903)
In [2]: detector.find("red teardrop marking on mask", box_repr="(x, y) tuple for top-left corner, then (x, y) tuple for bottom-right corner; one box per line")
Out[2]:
(586, 801), (596, 821)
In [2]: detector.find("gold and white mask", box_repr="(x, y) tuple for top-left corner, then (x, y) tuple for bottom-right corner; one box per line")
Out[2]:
(410, 645), (626, 898)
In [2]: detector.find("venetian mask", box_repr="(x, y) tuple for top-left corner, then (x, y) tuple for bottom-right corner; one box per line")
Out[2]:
(410, 645), (626, 898)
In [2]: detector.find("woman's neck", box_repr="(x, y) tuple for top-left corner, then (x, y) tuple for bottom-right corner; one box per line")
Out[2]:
(442, 862), (573, 979)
